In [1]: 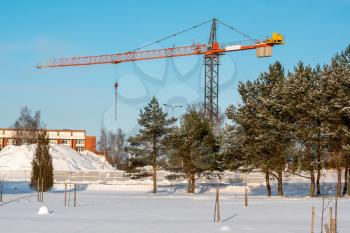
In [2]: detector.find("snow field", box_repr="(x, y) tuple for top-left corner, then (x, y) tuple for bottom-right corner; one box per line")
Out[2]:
(0, 190), (349, 233)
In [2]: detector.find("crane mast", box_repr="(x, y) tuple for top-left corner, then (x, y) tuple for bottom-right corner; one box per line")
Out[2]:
(204, 18), (219, 122)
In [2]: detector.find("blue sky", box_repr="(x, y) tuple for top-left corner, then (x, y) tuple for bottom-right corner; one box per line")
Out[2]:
(1, 0), (349, 138)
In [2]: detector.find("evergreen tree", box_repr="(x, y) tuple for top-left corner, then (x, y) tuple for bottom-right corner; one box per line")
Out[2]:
(168, 104), (218, 193)
(321, 45), (350, 197)
(285, 62), (326, 197)
(31, 130), (54, 191)
(226, 62), (290, 196)
(128, 97), (176, 193)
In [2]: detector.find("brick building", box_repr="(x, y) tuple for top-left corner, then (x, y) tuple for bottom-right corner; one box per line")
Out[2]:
(0, 128), (96, 152)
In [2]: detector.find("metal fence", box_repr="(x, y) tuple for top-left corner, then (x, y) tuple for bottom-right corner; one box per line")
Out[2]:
(0, 170), (268, 184)
(0, 170), (128, 183)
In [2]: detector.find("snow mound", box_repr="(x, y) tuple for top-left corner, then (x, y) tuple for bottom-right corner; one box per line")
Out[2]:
(0, 144), (114, 171)
(37, 206), (50, 215)
(219, 226), (231, 232)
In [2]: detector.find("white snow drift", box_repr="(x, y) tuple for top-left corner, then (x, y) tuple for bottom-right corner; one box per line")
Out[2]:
(37, 206), (50, 215)
(0, 144), (114, 171)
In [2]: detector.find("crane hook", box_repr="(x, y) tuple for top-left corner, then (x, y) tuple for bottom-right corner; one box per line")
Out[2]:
(114, 81), (118, 121)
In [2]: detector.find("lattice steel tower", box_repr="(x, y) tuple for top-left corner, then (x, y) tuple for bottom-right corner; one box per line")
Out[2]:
(204, 18), (220, 123)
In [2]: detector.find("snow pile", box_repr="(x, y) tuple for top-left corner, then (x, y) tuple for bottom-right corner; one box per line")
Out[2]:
(219, 226), (231, 232)
(0, 144), (114, 171)
(37, 206), (50, 215)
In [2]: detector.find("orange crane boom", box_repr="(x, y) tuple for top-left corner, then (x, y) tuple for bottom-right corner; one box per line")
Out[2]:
(37, 38), (283, 69)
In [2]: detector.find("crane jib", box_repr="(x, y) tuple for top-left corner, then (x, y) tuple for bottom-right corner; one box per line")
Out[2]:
(37, 40), (280, 69)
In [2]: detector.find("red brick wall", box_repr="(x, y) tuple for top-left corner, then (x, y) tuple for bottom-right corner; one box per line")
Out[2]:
(71, 139), (77, 150)
(85, 136), (96, 152)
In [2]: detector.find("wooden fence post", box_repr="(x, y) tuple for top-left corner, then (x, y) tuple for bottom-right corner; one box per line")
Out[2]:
(37, 178), (40, 202)
(311, 207), (315, 233)
(332, 219), (336, 233)
(329, 207), (333, 232)
(41, 178), (44, 202)
(244, 173), (248, 207)
(0, 180), (3, 202)
(64, 183), (67, 207)
(324, 224), (330, 233)
(74, 184), (77, 207)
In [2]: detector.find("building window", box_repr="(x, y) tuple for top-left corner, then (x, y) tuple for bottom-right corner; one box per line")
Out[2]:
(76, 147), (84, 152)
(49, 139), (58, 145)
(62, 139), (71, 145)
(7, 138), (16, 145)
(76, 139), (85, 145)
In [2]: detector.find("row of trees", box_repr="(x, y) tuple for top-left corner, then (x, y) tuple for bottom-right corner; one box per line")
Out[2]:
(127, 44), (350, 197)
(98, 128), (127, 169)
(223, 44), (350, 197)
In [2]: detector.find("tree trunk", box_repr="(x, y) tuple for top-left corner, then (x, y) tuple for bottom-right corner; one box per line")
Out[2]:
(348, 168), (350, 196)
(316, 167), (321, 195)
(309, 170), (315, 197)
(343, 167), (348, 196)
(152, 164), (157, 194)
(336, 167), (342, 198)
(152, 139), (157, 194)
(316, 129), (322, 195)
(265, 171), (272, 197)
(187, 174), (192, 193)
(187, 173), (195, 193)
(277, 171), (283, 196)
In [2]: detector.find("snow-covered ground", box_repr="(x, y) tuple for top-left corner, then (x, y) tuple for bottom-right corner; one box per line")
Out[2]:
(0, 144), (113, 171)
(0, 145), (348, 232)
(0, 185), (349, 233)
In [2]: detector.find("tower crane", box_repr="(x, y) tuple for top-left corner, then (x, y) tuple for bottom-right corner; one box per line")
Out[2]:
(37, 18), (284, 123)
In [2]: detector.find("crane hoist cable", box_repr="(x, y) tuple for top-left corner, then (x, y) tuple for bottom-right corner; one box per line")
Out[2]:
(131, 18), (257, 54)
(130, 19), (213, 52)
(216, 19), (256, 42)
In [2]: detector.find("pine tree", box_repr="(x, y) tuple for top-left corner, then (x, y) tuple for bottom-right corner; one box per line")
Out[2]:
(226, 62), (290, 196)
(285, 62), (326, 197)
(128, 97), (176, 193)
(31, 130), (54, 191)
(167, 104), (218, 193)
(321, 44), (350, 197)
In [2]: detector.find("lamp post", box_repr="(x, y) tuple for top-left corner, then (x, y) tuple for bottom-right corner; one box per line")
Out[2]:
(163, 104), (183, 117)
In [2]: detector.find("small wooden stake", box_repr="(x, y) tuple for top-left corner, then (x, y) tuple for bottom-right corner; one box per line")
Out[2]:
(332, 219), (336, 233)
(329, 207), (333, 232)
(41, 178), (44, 202)
(334, 193), (338, 233)
(213, 179), (221, 223)
(37, 178), (40, 202)
(64, 183), (67, 207)
(321, 195), (325, 233)
(74, 184), (77, 207)
(244, 173), (248, 207)
(0, 180), (3, 202)
(311, 207), (315, 233)
(324, 224), (330, 233)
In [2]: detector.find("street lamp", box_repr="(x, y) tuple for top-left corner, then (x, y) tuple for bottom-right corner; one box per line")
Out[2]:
(163, 104), (183, 117)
